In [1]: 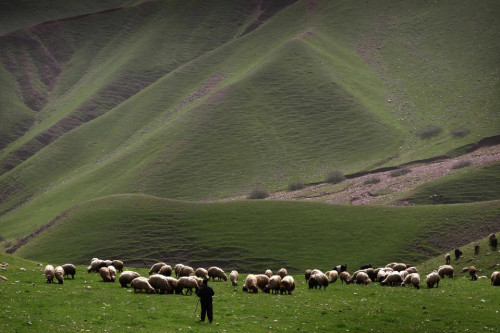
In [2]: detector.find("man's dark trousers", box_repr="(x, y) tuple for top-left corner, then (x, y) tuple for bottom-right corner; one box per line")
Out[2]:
(200, 300), (213, 323)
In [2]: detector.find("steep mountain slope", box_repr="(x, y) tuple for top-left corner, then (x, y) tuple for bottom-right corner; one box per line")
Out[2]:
(0, 0), (499, 248)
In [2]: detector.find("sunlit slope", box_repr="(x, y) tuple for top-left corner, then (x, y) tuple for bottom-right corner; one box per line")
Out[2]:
(15, 195), (500, 272)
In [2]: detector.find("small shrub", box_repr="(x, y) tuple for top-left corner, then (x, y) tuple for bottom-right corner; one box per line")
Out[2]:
(390, 168), (411, 178)
(288, 180), (305, 191)
(416, 125), (442, 139)
(451, 127), (470, 138)
(325, 170), (344, 184)
(363, 176), (381, 185)
(452, 160), (472, 170)
(248, 188), (269, 199)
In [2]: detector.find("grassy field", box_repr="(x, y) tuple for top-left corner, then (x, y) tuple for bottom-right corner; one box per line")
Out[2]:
(1, 246), (499, 332)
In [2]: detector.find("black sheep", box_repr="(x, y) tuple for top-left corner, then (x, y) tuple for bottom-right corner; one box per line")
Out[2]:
(334, 264), (347, 273)
(490, 237), (498, 251)
(454, 248), (463, 260)
(359, 264), (372, 270)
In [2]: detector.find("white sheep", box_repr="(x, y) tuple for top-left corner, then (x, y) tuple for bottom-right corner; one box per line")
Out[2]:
(44, 265), (55, 283)
(0, 276), (7, 281)
(165, 276), (179, 293)
(491, 271), (500, 286)
(61, 264), (76, 279)
(100, 267), (112, 282)
(149, 262), (167, 275)
(402, 273), (420, 289)
(256, 274), (270, 291)
(426, 271), (440, 288)
(309, 273), (329, 289)
(207, 266), (227, 282)
(243, 274), (259, 293)
(176, 276), (200, 295)
(340, 271), (351, 285)
(328, 270), (338, 284)
(229, 270), (239, 286)
(103, 260), (113, 267)
(108, 265), (116, 282)
(381, 272), (402, 286)
(174, 264), (184, 278)
(265, 275), (281, 294)
(148, 274), (171, 294)
(112, 260), (124, 272)
(438, 265), (454, 278)
(280, 276), (295, 295)
(159, 265), (172, 276)
(119, 271), (141, 288)
(405, 267), (418, 274)
(195, 267), (209, 279)
(131, 277), (156, 293)
(88, 259), (104, 273)
(354, 272), (371, 285)
(277, 268), (288, 279)
(179, 265), (194, 277)
(54, 266), (65, 284)
(392, 263), (407, 272)
(265, 269), (273, 277)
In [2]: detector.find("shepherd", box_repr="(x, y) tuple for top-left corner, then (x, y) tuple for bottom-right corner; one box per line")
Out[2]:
(196, 279), (215, 323)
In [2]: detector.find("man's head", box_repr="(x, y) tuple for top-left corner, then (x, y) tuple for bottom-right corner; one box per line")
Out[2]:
(203, 279), (208, 285)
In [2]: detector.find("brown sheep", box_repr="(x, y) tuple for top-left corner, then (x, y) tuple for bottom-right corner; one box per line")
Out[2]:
(119, 271), (141, 288)
(491, 271), (500, 286)
(243, 274), (258, 293)
(149, 262), (167, 275)
(256, 274), (270, 291)
(280, 275), (295, 295)
(445, 253), (451, 265)
(112, 260), (124, 272)
(426, 271), (440, 288)
(340, 271), (351, 285)
(277, 268), (288, 279)
(265, 275), (281, 294)
(159, 265), (172, 276)
(469, 266), (478, 281)
(100, 267), (112, 282)
(304, 269), (312, 281)
(207, 266), (227, 282)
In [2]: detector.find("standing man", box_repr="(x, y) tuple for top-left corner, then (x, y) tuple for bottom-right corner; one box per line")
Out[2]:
(196, 279), (215, 323)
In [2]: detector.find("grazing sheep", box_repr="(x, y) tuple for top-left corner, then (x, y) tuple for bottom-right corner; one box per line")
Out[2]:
(334, 264), (347, 273)
(165, 276), (179, 293)
(61, 264), (76, 279)
(265, 269), (273, 278)
(176, 276), (201, 295)
(405, 267), (418, 274)
(280, 275), (295, 295)
(445, 253), (451, 265)
(381, 272), (402, 286)
(400, 270), (409, 281)
(148, 274), (171, 294)
(88, 259), (105, 273)
(229, 270), (239, 286)
(112, 260), (124, 272)
(174, 264), (184, 278)
(438, 265), (454, 278)
(149, 262), (167, 275)
(179, 265), (195, 277)
(158, 265), (172, 277)
(131, 277), (156, 294)
(474, 244), (480, 255)
(265, 275), (281, 294)
(454, 248), (463, 260)
(100, 267), (112, 282)
(103, 260), (113, 267)
(243, 274), (258, 293)
(426, 271), (440, 288)
(55, 266), (65, 284)
(340, 271), (351, 285)
(469, 266), (478, 281)
(377, 269), (392, 283)
(108, 265), (116, 282)
(44, 265), (55, 284)
(277, 268), (288, 279)
(491, 271), (500, 286)
(354, 272), (371, 285)
(402, 273), (420, 289)
(195, 268), (209, 279)
(256, 274), (270, 291)
(392, 263), (407, 272)
(328, 270), (338, 284)
(207, 266), (228, 282)
(119, 271), (141, 288)
(0, 276), (7, 281)
(309, 273), (329, 289)
(305, 269), (312, 281)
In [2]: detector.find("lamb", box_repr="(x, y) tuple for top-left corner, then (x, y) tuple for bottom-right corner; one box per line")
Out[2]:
(334, 264), (347, 273)
(54, 266), (65, 284)
(176, 276), (200, 295)
(174, 264), (184, 278)
(131, 277), (156, 293)
(328, 270), (338, 284)
(112, 260), (124, 272)
(277, 268), (288, 279)
(179, 265), (194, 277)
(354, 272), (371, 286)
(304, 269), (312, 281)
(402, 273), (420, 289)
(308, 273), (329, 289)
(280, 275), (295, 295)
(148, 274), (172, 294)
(158, 265), (172, 277)
(468, 266), (478, 281)
(491, 271), (500, 286)
(426, 271), (440, 288)
(44, 265), (55, 284)
(195, 268), (209, 279)
(445, 253), (451, 265)
(149, 262), (167, 275)
(256, 274), (270, 291)
(381, 272), (402, 286)
(229, 270), (239, 286)
(265, 269), (273, 277)
(265, 275), (281, 294)
(108, 265), (116, 282)
(454, 248), (463, 260)
(207, 266), (227, 282)
(119, 271), (141, 288)
(61, 264), (76, 279)
(438, 265), (454, 278)
(100, 267), (112, 282)
(243, 274), (259, 293)
(340, 271), (351, 285)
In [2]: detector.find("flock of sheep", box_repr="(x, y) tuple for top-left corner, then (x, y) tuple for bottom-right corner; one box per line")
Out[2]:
(40, 233), (499, 292)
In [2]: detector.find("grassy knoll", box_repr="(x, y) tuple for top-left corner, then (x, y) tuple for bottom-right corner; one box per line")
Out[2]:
(1, 250), (499, 332)
(404, 162), (500, 205)
(9, 196), (500, 272)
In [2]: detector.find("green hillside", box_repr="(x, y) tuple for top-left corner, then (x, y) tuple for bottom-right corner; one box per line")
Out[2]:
(0, 0), (499, 256)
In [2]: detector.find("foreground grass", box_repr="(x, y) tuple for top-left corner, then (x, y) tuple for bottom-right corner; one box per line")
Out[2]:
(1, 252), (499, 332)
